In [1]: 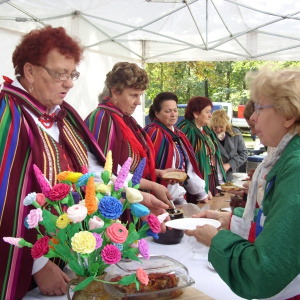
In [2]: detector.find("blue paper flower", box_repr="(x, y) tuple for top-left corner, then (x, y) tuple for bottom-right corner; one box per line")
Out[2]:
(72, 191), (81, 204)
(146, 229), (159, 239)
(76, 173), (94, 187)
(130, 203), (150, 217)
(23, 192), (37, 206)
(98, 196), (123, 219)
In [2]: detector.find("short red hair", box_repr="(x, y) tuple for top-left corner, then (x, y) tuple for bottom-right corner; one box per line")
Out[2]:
(12, 26), (83, 76)
(184, 96), (213, 120)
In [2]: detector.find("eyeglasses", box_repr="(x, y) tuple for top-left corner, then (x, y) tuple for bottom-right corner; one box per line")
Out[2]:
(40, 65), (80, 81)
(254, 104), (274, 115)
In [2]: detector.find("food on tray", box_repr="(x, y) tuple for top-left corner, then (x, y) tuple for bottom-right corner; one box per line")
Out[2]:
(220, 182), (243, 191)
(162, 171), (187, 182)
(110, 272), (183, 299)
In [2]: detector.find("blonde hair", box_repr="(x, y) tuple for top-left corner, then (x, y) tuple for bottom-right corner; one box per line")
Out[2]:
(245, 66), (300, 135)
(210, 109), (238, 136)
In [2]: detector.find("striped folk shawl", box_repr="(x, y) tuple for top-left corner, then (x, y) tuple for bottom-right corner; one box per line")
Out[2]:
(0, 81), (106, 300)
(177, 119), (226, 193)
(144, 119), (203, 181)
(85, 101), (156, 181)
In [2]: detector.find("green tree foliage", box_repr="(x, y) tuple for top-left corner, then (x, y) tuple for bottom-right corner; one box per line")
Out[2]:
(145, 61), (300, 111)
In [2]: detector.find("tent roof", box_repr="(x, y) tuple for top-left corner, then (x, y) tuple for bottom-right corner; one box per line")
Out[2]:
(1, 0), (300, 63)
(1, 0), (300, 123)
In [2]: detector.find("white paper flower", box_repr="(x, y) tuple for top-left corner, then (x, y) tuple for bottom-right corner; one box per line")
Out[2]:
(88, 216), (105, 230)
(67, 204), (87, 223)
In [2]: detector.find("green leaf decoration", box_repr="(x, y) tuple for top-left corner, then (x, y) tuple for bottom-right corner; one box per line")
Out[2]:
(122, 249), (141, 262)
(101, 170), (110, 185)
(133, 184), (140, 190)
(118, 273), (136, 286)
(40, 210), (57, 234)
(72, 276), (95, 291)
(88, 262), (100, 275)
(128, 180), (132, 188)
(68, 260), (85, 276)
(135, 277), (140, 291)
(68, 222), (81, 239)
(124, 229), (140, 246)
(60, 195), (69, 205)
(52, 242), (72, 260)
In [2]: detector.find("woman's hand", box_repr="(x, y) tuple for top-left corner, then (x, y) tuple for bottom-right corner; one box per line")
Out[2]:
(191, 210), (231, 230)
(185, 224), (218, 247)
(223, 163), (231, 172)
(151, 182), (173, 207)
(33, 260), (70, 296)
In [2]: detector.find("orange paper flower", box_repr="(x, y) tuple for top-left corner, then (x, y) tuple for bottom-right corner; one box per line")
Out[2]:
(85, 177), (97, 214)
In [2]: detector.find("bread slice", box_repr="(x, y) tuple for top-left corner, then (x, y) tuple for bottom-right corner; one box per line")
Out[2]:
(162, 171), (187, 182)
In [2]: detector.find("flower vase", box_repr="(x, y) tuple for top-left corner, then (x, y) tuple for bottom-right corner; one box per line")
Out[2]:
(66, 275), (110, 300)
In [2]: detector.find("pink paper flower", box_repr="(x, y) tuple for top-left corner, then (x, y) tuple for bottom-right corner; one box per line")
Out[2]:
(114, 157), (132, 191)
(27, 208), (43, 228)
(106, 223), (128, 244)
(33, 164), (51, 197)
(31, 236), (49, 259)
(49, 183), (70, 201)
(36, 193), (46, 206)
(146, 214), (161, 233)
(67, 204), (87, 223)
(136, 268), (149, 285)
(138, 239), (150, 259)
(3, 237), (22, 247)
(93, 232), (103, 249)
(101, 244), (121, 264)
(88, 216), (104, 230)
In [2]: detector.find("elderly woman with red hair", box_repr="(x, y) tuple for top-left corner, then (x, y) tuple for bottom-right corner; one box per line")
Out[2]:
(177, 97), (226, 196)
(0, 26), (109, 299)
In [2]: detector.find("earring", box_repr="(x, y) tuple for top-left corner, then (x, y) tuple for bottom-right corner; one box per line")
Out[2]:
(29, 84), (33, 93)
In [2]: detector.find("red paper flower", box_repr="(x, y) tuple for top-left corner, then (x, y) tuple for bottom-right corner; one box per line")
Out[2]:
(31, 236), (50, 259)
(49, 183), (70, 201)
(136, 268), (149, 285)
(146, 214), (161, 233)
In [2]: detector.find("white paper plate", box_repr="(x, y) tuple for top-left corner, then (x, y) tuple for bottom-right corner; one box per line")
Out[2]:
(165, 218), (221, 230)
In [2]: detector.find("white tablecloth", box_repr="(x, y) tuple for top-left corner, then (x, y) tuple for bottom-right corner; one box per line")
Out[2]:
(23, 235), (245, 300)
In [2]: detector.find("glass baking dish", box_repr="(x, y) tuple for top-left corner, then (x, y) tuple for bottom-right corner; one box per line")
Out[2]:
(104, 255), (195, 300)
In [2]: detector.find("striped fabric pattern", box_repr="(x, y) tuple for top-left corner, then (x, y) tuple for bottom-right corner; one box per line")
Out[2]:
(0, 81), (106, 300)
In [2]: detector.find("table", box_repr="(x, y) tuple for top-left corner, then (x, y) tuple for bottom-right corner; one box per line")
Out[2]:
(24, 192), (245, 300)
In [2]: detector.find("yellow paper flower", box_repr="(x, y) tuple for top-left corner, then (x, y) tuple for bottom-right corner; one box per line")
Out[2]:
(95, 183), (110, 194)
(71, 231), (96, 254)
(57, 171), (71, 181)
(56, 213), (71, 229)
(126, 187), (143, 204)
(66, 172), (83, 183)
(104, 150), (113, 176)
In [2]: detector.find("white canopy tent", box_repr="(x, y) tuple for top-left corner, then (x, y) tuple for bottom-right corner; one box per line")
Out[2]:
(1, 0), (300, 124)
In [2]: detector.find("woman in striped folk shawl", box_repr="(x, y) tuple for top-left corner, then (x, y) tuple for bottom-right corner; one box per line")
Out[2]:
(0, 26), (108, 299)
(177, 97), (226, 196)
(86, 62), (177, 209)
(144, 92), (209, 204)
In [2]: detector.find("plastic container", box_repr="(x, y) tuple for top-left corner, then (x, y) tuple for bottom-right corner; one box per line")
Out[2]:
(246, 155), (265, 173)
(104, 255), (195, 300)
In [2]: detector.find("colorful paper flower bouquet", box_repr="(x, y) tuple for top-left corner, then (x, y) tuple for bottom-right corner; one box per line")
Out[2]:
(3, 151), (162, 292)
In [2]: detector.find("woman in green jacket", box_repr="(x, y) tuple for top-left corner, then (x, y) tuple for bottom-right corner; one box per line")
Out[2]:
(185, 66), (300, 299)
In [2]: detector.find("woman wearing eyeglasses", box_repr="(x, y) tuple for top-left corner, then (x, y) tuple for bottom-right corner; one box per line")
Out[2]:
(185, 66), (300, 299)
(0, 26), (109, 299)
